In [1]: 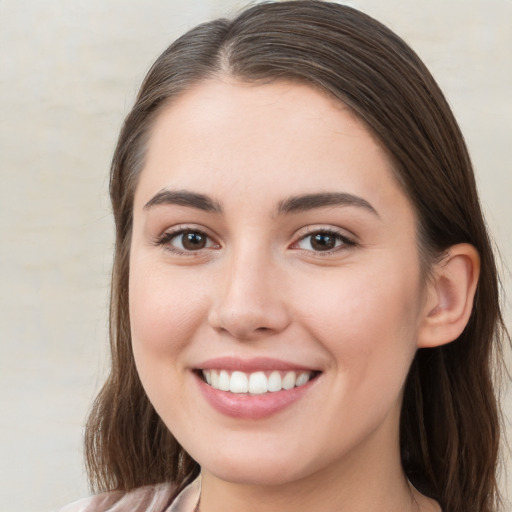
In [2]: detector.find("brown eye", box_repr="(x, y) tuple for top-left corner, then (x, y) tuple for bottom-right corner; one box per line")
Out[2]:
(294, 230), (353, 253)
(310, 233), (337, 251)
(157, 228), (217, 253)
(181, 231), (207, 250)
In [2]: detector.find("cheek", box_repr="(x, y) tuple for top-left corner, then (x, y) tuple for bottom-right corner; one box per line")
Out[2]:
(129, 261), (210, 368)
(293, 260), (423, 379)
(128, 262), (216, 425)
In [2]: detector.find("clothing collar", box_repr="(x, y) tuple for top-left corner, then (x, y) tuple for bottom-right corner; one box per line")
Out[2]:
(167, 475), (201, 512)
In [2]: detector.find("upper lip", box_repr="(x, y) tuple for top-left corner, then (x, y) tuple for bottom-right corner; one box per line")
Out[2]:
(196, 356), (319, 373)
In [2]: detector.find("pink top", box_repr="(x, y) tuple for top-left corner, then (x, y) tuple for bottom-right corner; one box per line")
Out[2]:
(58, 476), (201, 512)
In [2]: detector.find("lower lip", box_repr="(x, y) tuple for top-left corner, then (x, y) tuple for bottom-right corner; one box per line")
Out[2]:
(195, 373), (317, 419)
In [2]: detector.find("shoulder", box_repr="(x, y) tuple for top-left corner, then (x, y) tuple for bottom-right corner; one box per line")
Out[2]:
(57, 482), (176, 512)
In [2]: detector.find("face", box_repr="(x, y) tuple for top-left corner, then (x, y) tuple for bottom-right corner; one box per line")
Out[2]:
(129, 79), (428, 486)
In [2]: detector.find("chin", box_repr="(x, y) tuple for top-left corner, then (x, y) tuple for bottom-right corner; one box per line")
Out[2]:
(193, 439), (325, 487)
(205, 460), (307, 487)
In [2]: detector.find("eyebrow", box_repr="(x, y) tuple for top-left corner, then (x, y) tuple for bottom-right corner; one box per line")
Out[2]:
(277, 192), (379, 217)
(143, 189), (378, 217)
(143, 189), (222, 213)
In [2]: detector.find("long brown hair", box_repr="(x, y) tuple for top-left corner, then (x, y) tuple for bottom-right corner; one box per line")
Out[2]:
(85, 2), (508, 510)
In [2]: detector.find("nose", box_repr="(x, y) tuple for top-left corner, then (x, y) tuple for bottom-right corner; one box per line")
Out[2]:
(208, 247), (291, 341)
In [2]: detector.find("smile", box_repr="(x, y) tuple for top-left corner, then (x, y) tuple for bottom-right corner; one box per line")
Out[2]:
(201, 369), (315, 394)
(195, 359), (321, 419)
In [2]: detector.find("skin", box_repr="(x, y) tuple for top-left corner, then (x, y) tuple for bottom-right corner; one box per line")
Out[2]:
(129, 79), (443, 511)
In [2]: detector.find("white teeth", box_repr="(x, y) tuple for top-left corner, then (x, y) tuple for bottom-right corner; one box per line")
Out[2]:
(210, 370), (219, 389)
(282, 371), (296, 390)
(267, 371), (282, 392)
(230, 371), (248, 393)
(248, 371), (267, 394)
(218, 370), (230, 391)
(202, 369), (314, 394)
(296, 371), (310, 387)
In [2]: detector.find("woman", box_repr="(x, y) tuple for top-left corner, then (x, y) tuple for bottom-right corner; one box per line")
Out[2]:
(61, 1), (508, 511)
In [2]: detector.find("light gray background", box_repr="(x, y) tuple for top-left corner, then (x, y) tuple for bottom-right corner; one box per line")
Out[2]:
(0, 1), (510, 511)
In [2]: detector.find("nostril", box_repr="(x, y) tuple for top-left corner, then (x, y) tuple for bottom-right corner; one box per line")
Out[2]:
(207, 290), (291, 340)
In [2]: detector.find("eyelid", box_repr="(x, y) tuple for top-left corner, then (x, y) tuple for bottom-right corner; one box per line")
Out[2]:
(152, 223), (356, 257)
(290, 225), (357, 255)
(153, 224), (220, 255)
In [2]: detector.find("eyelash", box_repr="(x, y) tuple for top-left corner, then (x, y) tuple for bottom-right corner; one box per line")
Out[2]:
(154, 226), (356, 256)
(154, 226), (217, 256)
(291, 227), (356, 256)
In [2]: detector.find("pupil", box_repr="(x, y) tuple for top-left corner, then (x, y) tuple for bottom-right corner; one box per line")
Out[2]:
(311, 233), (335, 251)
(182, 232), (206, 250)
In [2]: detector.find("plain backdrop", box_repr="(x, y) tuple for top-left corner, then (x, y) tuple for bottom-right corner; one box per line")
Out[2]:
(0, 1), (510, 511)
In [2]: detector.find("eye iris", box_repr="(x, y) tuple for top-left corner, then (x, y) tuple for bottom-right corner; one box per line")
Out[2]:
(182, 231), (206, 250)
(311, 233), (336, 251)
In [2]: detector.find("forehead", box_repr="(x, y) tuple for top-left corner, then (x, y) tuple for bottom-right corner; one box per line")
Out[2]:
(135, 78), (410, 220)
(149, 79), (371, 153)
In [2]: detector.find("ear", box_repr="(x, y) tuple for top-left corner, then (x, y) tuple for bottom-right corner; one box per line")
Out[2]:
(417, 243), (480, 348)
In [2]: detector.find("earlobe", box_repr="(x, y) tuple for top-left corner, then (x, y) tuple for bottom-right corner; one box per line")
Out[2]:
(417, 243), (480, 348)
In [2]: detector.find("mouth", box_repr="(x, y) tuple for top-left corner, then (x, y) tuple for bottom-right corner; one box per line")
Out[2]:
(197, 369), (320, 395)
(194, 357), (322, 419)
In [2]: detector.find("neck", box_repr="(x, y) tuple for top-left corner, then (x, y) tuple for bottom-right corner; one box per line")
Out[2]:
(200, 471), (416, 512)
